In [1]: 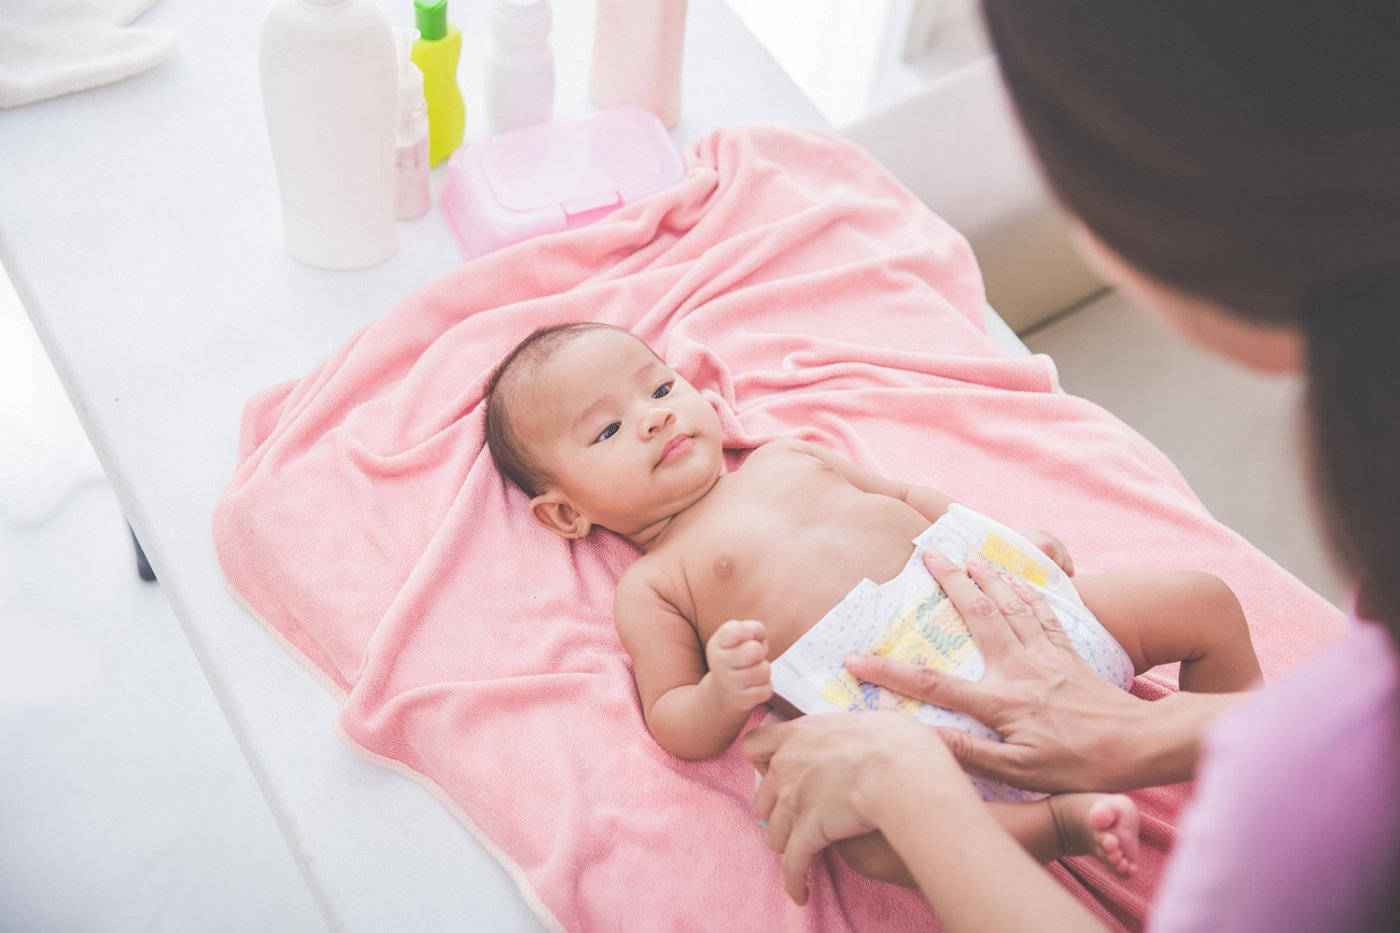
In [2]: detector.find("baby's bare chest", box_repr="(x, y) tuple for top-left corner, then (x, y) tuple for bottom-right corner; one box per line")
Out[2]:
(659, 452), (928, 658)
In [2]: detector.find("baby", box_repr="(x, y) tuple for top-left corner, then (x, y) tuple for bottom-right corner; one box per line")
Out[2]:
(484, 322), (1261, 885)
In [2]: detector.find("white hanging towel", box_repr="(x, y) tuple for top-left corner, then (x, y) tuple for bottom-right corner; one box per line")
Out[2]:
(0, 1), (175, 108)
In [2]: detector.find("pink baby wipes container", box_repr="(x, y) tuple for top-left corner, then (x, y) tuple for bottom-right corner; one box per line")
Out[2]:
(440, 106), (685, 258)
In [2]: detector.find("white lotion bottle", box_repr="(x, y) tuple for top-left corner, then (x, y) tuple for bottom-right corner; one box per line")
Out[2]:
(483, 0), (554, 134)
(259, 0), (398, 270)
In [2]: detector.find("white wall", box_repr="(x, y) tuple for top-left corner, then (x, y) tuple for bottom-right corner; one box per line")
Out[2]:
(844, 58), (1105, 331)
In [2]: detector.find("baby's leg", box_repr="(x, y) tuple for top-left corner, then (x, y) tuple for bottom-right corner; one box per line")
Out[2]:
(1073, 571), (1262, 693)
(836, 796), (1140, 884)
(835, 831), (917, 888)
(985, 797), (1139, 877)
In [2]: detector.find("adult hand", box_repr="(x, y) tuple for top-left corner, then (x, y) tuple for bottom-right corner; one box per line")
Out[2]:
(846, 550), (1158, 793)
(743, 711), (971, 905)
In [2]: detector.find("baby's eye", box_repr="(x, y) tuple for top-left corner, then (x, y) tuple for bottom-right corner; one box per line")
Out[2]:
(595, 422), (620, 443)
(652, 382), (672, 399)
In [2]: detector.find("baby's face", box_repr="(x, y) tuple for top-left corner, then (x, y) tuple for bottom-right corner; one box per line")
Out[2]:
(520, 328), (724, 535)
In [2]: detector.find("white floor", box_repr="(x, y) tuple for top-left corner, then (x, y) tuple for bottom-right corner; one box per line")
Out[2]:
(1023, 291), (1347, 605)
(0, 278), (320, 929)
(0, 275), (1346, 930)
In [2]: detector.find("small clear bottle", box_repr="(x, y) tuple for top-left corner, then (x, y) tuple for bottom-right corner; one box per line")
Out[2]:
(484, 0), (555, 134)
(394, 27), (430, 220)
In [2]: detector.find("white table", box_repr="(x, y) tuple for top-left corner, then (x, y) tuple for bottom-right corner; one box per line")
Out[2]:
(0, 1), (1023, 928)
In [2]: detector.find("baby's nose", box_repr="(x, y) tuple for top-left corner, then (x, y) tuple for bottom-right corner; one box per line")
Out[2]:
(639, 407), (676, 437)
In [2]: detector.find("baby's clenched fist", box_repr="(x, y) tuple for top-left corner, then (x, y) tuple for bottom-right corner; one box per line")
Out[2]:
(706, 619), (773, 712)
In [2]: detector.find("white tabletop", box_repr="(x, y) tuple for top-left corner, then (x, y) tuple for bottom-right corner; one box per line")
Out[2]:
(0, 1), (829, 929)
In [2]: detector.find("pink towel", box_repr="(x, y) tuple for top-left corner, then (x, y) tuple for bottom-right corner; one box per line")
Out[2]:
(214, 125), (1346, 931)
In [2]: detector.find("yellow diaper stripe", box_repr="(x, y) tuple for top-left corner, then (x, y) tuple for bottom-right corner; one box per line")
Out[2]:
(820, 670), (866, 711)
(978, 531), (1050, 587)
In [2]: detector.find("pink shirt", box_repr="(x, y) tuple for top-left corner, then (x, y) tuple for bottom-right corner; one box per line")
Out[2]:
(1150, 614), (1400, 931)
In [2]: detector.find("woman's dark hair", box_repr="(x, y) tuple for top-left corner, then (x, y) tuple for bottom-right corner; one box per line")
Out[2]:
(980, 1), (1400, 630)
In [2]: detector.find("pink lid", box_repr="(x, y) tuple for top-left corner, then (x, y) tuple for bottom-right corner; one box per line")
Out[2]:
(440, 107), (686, 258)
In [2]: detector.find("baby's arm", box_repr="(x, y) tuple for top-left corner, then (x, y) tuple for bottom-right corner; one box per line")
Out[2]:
(615, 569), (771, 761)
(783, 439), (953, 524)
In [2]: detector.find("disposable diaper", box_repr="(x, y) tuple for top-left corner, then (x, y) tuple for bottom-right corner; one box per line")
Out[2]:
(769, 503), (1135, 802)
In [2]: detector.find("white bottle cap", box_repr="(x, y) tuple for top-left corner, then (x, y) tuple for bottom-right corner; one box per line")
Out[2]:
(490, 0), (551, 47)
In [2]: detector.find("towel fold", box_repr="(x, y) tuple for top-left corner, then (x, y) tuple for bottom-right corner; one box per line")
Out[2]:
(0, 1), (175, 109)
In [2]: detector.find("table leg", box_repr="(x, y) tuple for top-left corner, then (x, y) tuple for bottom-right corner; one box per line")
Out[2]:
(130, 524), (157, 582)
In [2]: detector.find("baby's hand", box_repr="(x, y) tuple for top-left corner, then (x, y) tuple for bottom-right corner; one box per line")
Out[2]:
(706, 619), (773, 713)
(1022, 527), (1075, 576)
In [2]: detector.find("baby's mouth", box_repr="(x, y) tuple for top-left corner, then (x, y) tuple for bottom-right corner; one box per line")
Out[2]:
(658, 434), (693, 465)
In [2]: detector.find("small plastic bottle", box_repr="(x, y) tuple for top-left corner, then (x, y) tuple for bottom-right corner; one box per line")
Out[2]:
(590, 0), (687, 129)
(411, 0), (466, 166)
(484, 0), (555, 134)
(394, 28), (430, 220)
(258, 0), (398, 269)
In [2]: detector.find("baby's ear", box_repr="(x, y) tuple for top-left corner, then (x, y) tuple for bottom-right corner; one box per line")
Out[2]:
(530, 490), (591, 539)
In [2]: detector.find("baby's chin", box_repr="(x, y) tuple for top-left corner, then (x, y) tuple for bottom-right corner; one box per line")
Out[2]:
(617, 462), (724, 534)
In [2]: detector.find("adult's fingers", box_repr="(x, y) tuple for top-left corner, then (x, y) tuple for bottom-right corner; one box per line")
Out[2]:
(921, 549), (1021, 654)
(964, 558), (1042, 645)
(782, 823), (824, 906)
(843, 654), (999, 724)
(763, 780), (794, 852)
(1007, 577), (1076, 654)
(934, 727), (1027, 785)
(753, 769), (777, 818)
(743, 722), (786, 779)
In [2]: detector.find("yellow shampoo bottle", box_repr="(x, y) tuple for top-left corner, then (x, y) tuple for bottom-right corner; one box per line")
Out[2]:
(412, 0), (465, 165)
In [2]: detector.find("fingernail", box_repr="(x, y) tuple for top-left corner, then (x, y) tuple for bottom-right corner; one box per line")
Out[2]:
(844, 654), (866, 669)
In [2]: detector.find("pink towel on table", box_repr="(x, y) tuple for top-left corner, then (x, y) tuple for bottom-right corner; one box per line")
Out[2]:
(213, 125), (1346, 931)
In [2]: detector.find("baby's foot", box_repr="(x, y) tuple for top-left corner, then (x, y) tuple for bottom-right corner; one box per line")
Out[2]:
(1049, 793), (1141, 878)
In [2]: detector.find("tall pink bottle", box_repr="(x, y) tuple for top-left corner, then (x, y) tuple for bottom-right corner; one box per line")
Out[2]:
(589, 0), (687, 129)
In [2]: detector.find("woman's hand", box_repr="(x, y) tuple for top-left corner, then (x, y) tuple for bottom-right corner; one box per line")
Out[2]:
(846, 550), (1163, 793)
(743, 711), (971, 905)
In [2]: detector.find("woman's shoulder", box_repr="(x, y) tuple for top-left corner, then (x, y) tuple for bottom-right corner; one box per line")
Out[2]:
(1151, 619), (1400, 932)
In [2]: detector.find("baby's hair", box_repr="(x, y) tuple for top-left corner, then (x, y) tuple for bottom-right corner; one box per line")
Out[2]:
(484, 321), (628, 497)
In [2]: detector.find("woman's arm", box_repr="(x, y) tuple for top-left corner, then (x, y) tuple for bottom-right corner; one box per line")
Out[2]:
(746, 712), (1104, 930)
(871, 755), (1102, 932)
